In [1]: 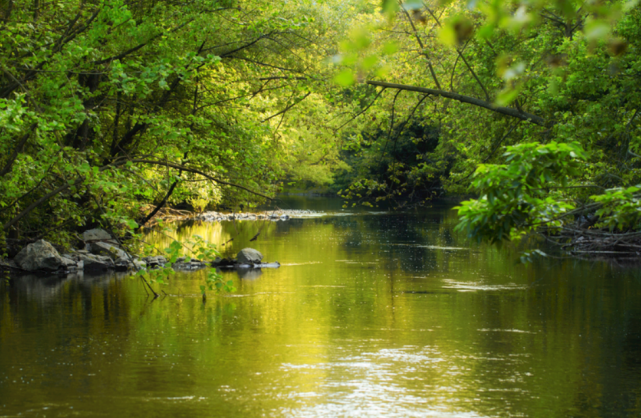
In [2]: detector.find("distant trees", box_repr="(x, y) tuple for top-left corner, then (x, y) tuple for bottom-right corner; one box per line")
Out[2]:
(335, 0), (641, 253)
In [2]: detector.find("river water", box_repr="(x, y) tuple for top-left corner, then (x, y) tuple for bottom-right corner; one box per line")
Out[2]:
(2, 197), (641, 417)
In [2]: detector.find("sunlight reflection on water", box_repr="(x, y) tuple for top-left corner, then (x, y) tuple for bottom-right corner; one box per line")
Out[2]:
(2, 197), (641, 417)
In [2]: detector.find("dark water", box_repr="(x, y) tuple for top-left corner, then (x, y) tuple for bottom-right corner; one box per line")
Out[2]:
(2, 197), (641, 417)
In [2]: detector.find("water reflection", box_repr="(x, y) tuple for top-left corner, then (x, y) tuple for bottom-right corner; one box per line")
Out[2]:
(1, 197), (641, 417)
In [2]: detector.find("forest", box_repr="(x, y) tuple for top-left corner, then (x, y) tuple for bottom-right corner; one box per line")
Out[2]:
(1, 0), (641, 258)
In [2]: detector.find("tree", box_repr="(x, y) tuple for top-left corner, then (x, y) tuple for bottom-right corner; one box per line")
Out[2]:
(334, 0), (641, 255)
(0, 0), (344, 253)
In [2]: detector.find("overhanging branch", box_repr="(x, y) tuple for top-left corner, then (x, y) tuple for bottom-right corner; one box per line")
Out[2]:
(130, 160), (273, 200)
(366, 80), (547, 127)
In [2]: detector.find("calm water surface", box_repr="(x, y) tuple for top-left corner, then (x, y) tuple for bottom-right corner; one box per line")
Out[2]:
(2, 197), (641, 417)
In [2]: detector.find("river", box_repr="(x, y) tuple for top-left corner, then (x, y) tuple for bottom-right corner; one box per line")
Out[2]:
(1, 196), (641, 417)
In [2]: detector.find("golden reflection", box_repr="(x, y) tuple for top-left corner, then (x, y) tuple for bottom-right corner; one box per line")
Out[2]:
(1, 201), (641, 417)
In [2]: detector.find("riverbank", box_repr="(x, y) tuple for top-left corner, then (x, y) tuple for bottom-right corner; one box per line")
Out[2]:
(1, 226), (279, 278)
(142, 207), (325, 227)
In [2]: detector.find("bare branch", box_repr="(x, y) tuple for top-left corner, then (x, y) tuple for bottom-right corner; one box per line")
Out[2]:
(399, 2), (441, 90)
(262, 91), (311, 122)
(335, 87), (387, 132)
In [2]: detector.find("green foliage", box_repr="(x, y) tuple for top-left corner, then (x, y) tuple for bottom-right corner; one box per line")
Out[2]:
(0, 0), (351, 251)
(592, 186), (641, 231)
(335, 119), (443, 207)
(137, 233), (234, 296)
(330, 0), (641, 250)
(3, 0), (641, 258)
(455, 142), (586, 243)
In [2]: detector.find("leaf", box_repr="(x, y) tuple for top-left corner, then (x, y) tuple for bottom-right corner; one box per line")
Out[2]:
(495, 85), (522, 106)
(333, 70), (356, 87)
(382, 0), (399, 18)
(382, 41), (399, 55)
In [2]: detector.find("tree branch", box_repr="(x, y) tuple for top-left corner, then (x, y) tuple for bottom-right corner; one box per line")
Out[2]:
(130, 160), (273, 199)
(399, 2), (441, 90)
(139, 177), (180, 226)
(262, 91), (310, 122)
(335, 87), (387, 132)
(422, 2), (490, 101)
(0, 123), (37, 176)
(366, 81), (547, 126)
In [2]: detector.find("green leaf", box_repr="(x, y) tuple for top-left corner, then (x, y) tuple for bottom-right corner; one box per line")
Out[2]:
(333, 70), (356, 87)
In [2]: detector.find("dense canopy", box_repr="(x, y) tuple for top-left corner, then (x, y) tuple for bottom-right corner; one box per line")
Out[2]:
(2, 0), (641, 259)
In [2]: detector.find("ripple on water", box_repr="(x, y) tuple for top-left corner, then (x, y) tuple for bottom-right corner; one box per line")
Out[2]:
(441, 279), (527, 292)
(279, 346), (493, 418)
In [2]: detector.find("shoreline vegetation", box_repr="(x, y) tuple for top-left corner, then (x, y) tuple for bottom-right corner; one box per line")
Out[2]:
(4, 197), (641, 282)
(2, 0), (641, 269)
(1, 225), (280, 300)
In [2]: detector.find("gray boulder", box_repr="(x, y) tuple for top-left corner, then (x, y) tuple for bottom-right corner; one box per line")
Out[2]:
(173, 256), (207, 270)
(114, 256), (145, 271)
(90, 241), (129, 259)
(236, 248), (263, 264)
(14, 240), (69, 272)
(83, 228), (118, 245)
(142, 256), (167, 267)
(76, 253), (115, 271)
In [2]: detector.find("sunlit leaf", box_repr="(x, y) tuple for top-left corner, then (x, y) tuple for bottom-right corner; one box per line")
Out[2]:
(333, 70), (356, 87)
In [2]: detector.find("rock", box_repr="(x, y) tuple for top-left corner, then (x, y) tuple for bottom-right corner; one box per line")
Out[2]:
(174, 261), (206, 270)
(76, 253), (115, 271)
(211, 257), (235, 267)
(142, 256), (166, 267)
(61, 252), (89, 271)
(114, 257), (144, 271)
(63, 253), (79, 262)
(0, 258), (19, 270)
(84, 229), (127, 259)
(60, 257), (78, 271)
(236, 248), (263, 264)
(235, 263), (253, 268)
(83, 228), (118, 245)
(173, 257), (207, 270)
(14, 240), (70, 272)
(115, 257), (131, 271)
(89, 241), (129, 259)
